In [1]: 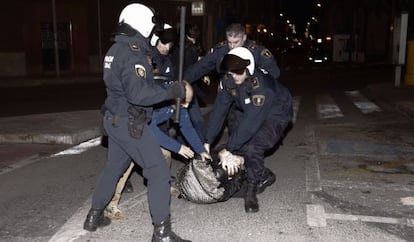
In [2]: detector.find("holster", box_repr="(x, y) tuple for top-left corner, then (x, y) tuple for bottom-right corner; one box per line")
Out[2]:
(127, 106), (146, 139)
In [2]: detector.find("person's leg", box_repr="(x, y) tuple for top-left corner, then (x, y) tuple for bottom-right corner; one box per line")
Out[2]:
(235, 121), (285, 213)
(188, 97), (206, 141)
(84, 135), (132, 231)
(105, 162), (135, 220)
(135, 127), (190, 241)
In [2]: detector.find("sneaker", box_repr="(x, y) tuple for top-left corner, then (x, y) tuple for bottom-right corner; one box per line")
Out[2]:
(105, 206), (127, 220)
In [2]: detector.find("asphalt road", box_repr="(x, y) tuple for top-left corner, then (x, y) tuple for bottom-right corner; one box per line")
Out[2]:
(1, 64), (413, 241)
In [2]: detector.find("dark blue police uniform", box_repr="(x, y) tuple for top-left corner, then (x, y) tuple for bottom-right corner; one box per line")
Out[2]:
(183, 39), (281, 140)
(92, 31), (185, 225)
(206, 70), (292, 183)
(183, 39), (280, 82)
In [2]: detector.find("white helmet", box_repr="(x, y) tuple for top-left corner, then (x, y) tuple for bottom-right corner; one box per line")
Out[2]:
(150, 24), (172, 46)
(225, 47), (255, 75)
(118, 3), (155, 38)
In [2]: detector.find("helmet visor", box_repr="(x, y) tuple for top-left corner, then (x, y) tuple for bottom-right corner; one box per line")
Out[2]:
(220, 54), (250, 74)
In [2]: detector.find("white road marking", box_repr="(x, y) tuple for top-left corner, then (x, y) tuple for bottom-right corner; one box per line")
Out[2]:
(305, 126), (322, 192)
(47, 199), (91, 242)
(345, 90), (381, 114)
(316, 94), (344, 119)
(320, 179), (414, 192)
(307, 204), (414, 227)
(0, 154), (40, 175)
(0, 137), (101, 176)
(51, 137), (102, 156)
(401, 197), (414, 206)
(48, 189), (148, 242)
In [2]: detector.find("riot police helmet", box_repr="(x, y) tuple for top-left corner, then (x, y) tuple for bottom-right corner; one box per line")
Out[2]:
(118, 3), (158, 38)
(221, 47), (255, 75)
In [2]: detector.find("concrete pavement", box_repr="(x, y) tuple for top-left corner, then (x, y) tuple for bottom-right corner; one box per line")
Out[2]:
(1, 79), (414, 241)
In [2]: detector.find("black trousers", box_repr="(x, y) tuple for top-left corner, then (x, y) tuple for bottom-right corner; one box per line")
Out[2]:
(91, 112), (171, 224)
(233, 119), (286, 183)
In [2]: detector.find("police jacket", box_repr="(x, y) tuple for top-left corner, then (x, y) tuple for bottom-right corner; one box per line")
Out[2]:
(206, 70), (292, 152)
(183, 39), (280, 83)
(102, 30), (185, 119)
(150, 107), (205, 154)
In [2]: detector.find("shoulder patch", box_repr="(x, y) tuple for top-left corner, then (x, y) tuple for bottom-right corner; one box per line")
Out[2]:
(129, 43), (140, 51)
(251, 77), (260, 89)
(261, 48), (273, 58)
(135, 64), (146, 78)
(210, 40), (227, 52)
(252, 95), (265, 106)
(248, 41), (257, 51)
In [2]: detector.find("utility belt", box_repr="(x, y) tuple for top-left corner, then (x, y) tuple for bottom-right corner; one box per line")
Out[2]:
(102, 104), (147, 139)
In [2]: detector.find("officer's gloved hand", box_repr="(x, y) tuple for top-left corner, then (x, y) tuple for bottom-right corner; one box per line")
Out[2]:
(199, 151), (211, 161)
(218, 149), (244, 176)
(178, 145), (194, 159)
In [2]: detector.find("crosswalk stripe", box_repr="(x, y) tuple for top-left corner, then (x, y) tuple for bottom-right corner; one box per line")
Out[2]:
(293, 91), (382, 123)
(316, 94), (344, 119)
(345, 90), (382, 114)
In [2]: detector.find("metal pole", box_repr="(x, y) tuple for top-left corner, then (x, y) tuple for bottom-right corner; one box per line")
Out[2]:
(52, 0), (60, 77)
(174, 6), (186, 123)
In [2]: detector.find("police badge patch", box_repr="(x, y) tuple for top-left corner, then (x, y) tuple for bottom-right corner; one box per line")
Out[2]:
(261, 48), (273, 58)
(252, 95), (265, 106)
(135, 64), (146, 78)
(251, 77), (260, 89)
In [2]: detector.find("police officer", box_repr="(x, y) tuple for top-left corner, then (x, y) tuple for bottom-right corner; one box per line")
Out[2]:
(204, 47), (292, 213)
(83, 3), (191, 242)
(183, 23), (280, 84)
(183, 23), (280, 137)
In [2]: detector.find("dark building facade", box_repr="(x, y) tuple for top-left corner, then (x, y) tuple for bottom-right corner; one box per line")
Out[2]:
(1, 0), (413, 77)
(0, 0), (222, 77)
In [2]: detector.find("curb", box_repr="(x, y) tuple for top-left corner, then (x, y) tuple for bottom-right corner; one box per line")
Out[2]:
(0, 110), (102, 145)
(0, 128), (102, 145)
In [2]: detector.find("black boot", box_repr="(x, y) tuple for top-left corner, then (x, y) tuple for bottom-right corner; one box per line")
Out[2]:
(257, 168), (276, 194)
(125, 179), (134, 193)
(244, 182), (259, 213)
(83, 208), (111, 232)
(151, 217), (191, 242)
